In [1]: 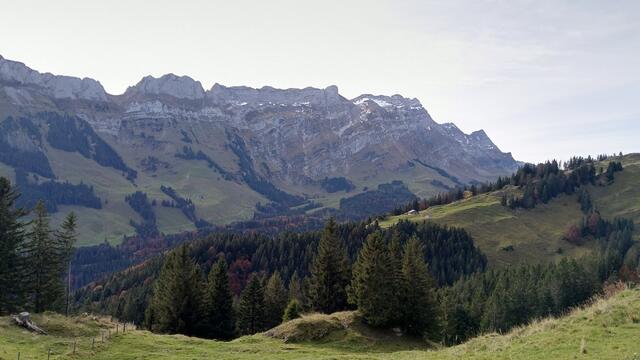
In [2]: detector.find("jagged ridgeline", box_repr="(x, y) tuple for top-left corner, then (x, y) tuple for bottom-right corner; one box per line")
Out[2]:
(0, 55), (519, 244)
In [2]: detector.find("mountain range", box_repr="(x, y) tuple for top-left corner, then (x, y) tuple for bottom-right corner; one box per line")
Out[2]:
(0, 55), (518, 244)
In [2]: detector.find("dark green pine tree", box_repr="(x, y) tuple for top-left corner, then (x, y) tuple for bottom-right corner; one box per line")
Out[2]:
(481, 274), (510, 332)
(0, 177), (28, 314)
(25, 201), (63, 313)
(203, 257), (235, 339)
(55, 212), (77, 317)
(149, 244), (203, 336)
(400, 236), (438, 337)
(348, 231), (395, 327)
(309, 218), (350, 313)
(264, 271), (288, 329)
(237, 274), (266, 335)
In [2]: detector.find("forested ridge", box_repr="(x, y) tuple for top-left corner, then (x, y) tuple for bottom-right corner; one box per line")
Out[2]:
(393, 154), (624, 215)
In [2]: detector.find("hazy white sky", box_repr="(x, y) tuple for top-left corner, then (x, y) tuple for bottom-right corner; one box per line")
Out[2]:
(1, 0), (638, 162)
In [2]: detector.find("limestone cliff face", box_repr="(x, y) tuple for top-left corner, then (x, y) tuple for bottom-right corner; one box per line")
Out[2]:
(0, 55), (107, 102)
(0, 54), (518, 187)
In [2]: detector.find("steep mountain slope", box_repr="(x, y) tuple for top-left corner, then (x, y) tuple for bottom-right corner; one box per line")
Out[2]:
(381, 153), (640, 267)
(0, 55), (518, 244)
(3, 288), (640, 359)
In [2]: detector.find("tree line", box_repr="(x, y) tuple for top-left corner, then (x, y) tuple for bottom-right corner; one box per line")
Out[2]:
(125, 191), (159, 237)
(394, 155), (625, 215)
(15, 168), (102, 213)
(0, 116), (55, 178)
(141, 218), (440, 338)
(74, 218), (486, 336)
(44, 112), (137, 181)
(0, 177), (78, 315)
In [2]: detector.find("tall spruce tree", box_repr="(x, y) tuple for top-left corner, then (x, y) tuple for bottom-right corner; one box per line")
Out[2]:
(237, 274), (266, 335)
(288, 271), (302, 303)
(149, 244), (203, 336)
(0, 177), (28, 314)
(55, 212), (77, 316)
(401, 236), (438, 337)
(264, 271), (288, 329)
(202, 257), (235, 339)
(309, 218), (350, 313)
(25, 201), (63, 313)
(388, 232), (404, 324)
(348, 231), (395, 327)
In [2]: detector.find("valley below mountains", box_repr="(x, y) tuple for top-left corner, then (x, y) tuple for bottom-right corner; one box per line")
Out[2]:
(0, 55), (518, 245)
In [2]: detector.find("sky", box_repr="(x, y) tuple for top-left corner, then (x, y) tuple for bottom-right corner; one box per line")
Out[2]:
(1, 0), (638, 162)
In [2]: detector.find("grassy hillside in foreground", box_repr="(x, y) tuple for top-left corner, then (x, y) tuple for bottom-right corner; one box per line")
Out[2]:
(380, 153), (640, 267)
(2, 288), (640, 359)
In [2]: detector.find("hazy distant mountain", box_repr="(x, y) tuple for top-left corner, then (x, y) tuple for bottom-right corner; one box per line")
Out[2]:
(0, 55), (518, 244)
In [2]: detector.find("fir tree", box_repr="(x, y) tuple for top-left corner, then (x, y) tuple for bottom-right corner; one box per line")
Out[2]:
(400, 236), (438, 336)
(388, 232), (404, 324)
(25, 201), (63, 313)
(55, 212), (77, 316)
(0, 177), (28, 314)
(309, 218), (350, 313)
(203, 257), (235, 339)
(282, 299), (301, 322)
(237, 274), (266, 335)
(149, 244), (203, 335)
(348, 231), (395, 327)
(264, 271), (288, 328)
(288, 271), (302, 303)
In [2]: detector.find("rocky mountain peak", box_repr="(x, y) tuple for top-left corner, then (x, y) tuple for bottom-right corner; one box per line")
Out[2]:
(352, 94), (423, 110)
(207, 83), (344, 106)
(125, 74), (205, 100)
(469, 129), (498, 150)
(0, 55), (107, 101)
